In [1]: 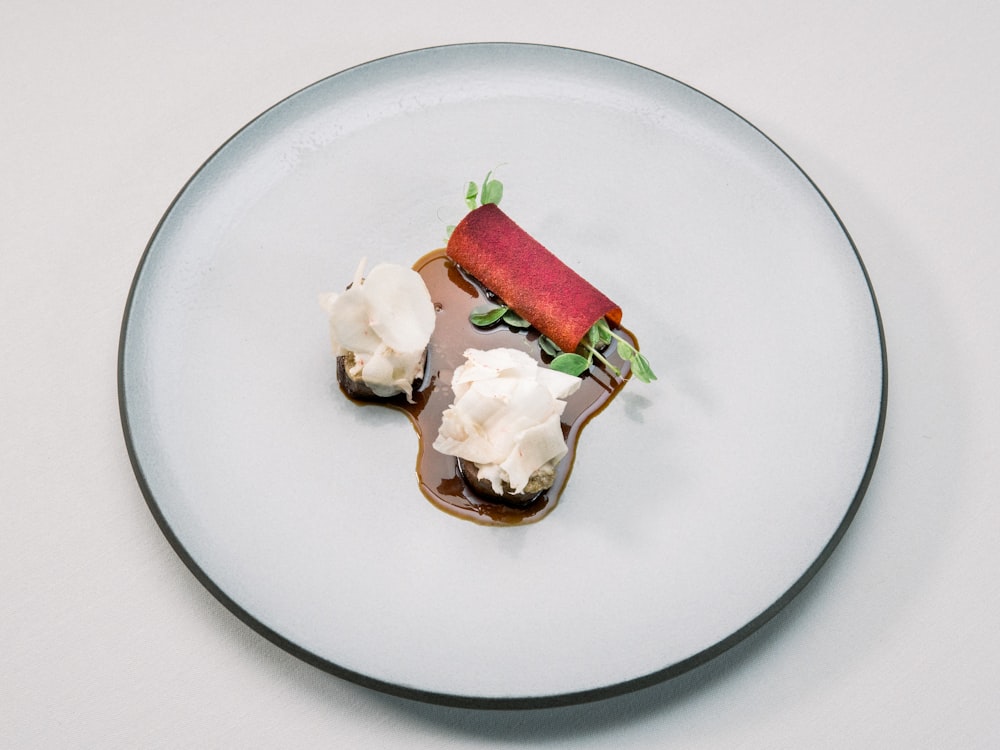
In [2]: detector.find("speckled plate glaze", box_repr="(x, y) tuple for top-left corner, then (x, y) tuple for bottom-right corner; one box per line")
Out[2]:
(119, 43), (886, 708)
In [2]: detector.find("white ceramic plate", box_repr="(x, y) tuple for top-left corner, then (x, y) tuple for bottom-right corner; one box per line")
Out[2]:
(119, 43), (886, 708)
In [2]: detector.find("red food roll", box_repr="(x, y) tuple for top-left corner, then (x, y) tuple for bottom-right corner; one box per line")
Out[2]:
(446, 204), (622, 353)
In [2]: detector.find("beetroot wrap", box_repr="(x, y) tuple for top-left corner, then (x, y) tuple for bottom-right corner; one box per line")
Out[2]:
(446, 204), (622, 353)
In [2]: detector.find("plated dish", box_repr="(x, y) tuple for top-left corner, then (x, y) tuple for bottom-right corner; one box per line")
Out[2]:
(118, 43), (886, 708)
(319, 176), (653, 524)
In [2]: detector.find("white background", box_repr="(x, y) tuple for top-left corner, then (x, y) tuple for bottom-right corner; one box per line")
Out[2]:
(2, 2), (998, 747)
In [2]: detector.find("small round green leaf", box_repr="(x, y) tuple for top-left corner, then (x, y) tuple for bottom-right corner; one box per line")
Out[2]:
(469, 305), (509, 327)
(549, 353), (590, 377)
(481, 178), (504, 205)
(594, 318), (613, 347)
(501, 308), (531, 328)
(465, 181), (479, 209)
(538, 336), (562, 357)
(631, 353), (657, 383)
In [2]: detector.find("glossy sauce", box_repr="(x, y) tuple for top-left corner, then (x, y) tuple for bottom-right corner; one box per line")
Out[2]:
(342, 249), (635, 525)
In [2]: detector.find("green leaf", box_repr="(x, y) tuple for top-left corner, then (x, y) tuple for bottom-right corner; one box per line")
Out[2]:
(481, 176), (503, 205)
(593, 318), (613, 347)
(630, 352), (657, 383)
(586, 324), (602, 348)
(616, 338), (632, 360)
(465, 181), (479, 210)
(549, 353), (590, 377)
(469, 304), (509, 327)
(538, 336), (562, 357)
(501, 308), (531, 328)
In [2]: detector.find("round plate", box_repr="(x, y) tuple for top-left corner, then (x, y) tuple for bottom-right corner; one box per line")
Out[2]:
(119, 43), (886, 708)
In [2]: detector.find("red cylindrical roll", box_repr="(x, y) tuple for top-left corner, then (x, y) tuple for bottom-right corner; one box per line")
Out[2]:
(446, 204), (621, 353)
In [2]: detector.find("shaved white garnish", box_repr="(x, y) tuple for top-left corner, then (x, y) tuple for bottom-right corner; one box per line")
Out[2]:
(319, 261), (435, 401)
(433, 348), (582, 495)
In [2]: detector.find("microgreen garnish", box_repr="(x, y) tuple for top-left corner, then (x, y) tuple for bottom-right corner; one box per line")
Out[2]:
(468, 304), (656, 383)
(538, 335), (561, 357)
(464, 181), (480, 210)
(549, 352), (590, 376)
(628, 348), (657, 383)
(468, 303), (530, 329)
(451, 169), (505, 239)
(480, 170), (504, 205)
(501, 308), (530, 328)
(595, 320), (657, 384)
(469, 304), (509, 327)
(591, 317), (613, 348)
(465, 170), (504, 210)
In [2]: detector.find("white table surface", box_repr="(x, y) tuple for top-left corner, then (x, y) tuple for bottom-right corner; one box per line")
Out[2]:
(3, 2), (998, 747)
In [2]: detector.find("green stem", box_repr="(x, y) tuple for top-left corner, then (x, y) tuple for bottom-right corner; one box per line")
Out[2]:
(582, 342), (621, 377)
(607, 328), (634, 354)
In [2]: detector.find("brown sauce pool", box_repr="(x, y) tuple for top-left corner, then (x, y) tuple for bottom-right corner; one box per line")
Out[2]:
(341, 249), (636, 525)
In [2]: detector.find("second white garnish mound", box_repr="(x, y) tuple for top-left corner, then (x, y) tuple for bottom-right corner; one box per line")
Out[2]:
(433, 348), (583, 496)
